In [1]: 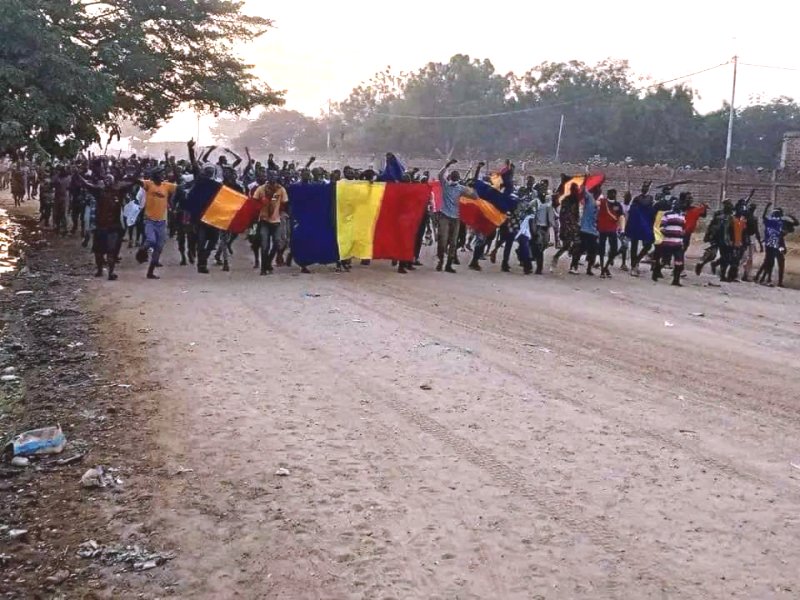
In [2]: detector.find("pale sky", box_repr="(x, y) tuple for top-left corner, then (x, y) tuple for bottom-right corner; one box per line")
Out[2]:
(153, 0), (800, 143)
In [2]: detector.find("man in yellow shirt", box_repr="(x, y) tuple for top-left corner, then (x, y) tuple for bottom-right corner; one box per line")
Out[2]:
(136, 167), (176, 279)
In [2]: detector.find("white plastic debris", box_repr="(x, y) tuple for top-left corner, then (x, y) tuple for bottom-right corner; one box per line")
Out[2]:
(6, 425), (66, 456)
(664, 321), (675, 328)
(10, 456), (29, 467)
(275, 468), (291, 477)
(8, 529), (28, 540)
(35, 309), (54, 317)
(76, 540), (174, 570)
(80, 466), (122, 489)
(14, 290), (33, 296)
(1, 374), (18, 382)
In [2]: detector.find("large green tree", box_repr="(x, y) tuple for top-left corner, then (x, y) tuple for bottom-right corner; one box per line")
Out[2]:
(330, 55), (799, 168)
(704, 98), (800, 168)
(234, 110), (326, 153)
(335, 55), (510, 157)
(0, 0), (282, 156)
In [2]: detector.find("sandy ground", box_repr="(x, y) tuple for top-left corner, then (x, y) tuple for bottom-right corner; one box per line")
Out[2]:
(66, 228), (800, 600)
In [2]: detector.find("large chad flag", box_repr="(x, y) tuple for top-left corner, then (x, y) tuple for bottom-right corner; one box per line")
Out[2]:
(289, 181), (430, 266)
(185, 178), (260, 234)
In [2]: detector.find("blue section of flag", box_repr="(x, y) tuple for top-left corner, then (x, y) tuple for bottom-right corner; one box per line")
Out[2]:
(288, 183), (340, 266)
(473, 180), (517, 213)
(184, 177), (222, 221)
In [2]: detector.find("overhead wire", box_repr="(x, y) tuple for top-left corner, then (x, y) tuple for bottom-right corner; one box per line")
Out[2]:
(740, 62), (800, 72)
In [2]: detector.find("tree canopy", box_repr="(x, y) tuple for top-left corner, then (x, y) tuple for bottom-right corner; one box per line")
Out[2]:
(248, 55), (797, 169)
(0, 0), (282, 156)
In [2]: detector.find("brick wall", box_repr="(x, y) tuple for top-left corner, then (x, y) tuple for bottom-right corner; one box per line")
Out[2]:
(781, 132), (800, 172)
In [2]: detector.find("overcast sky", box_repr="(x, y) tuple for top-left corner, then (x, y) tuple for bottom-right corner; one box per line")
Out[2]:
(153, 0), (800, 142)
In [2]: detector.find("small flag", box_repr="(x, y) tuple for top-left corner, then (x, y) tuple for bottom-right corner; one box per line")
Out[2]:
(558, 174), (606, 201)
(185, 179), (260, 234)
(458, 197), (507, 236)
(460, 168), (518, 235)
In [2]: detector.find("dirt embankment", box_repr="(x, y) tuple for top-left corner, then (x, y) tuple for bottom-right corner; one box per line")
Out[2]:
(0, 200), (170, 599)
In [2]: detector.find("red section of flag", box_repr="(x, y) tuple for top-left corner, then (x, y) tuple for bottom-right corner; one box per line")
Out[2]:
(584, 173), (606, 192)
(459, 197), (506, 236)
(227, 198), (261, 234)
(372, 183), (430, 261)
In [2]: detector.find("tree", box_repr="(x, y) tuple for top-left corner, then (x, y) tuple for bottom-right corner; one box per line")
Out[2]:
(509, 59), (638, 161)
(616, 85), (706, 165)
(0, 0), (114, 156)
(712, 98), (800, 168)
(211, 116), (256, 148)
(334, 55), (511, 157)
(0, 0), (283, 156)
(233, 110), (326, 154)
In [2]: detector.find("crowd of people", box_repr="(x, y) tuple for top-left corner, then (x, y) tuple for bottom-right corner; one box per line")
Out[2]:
(1, 144), (797, 288)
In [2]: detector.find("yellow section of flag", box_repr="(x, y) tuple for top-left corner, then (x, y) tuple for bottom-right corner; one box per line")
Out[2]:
(201, 185), (249, 230)
(336, 181), (386, 260)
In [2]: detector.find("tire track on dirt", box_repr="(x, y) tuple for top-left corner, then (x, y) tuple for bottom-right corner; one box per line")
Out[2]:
(372, 278), (800, 420)
(329, 281), (800, 501)
(358, 276), (800, 427)
(234, 295), (708, 597)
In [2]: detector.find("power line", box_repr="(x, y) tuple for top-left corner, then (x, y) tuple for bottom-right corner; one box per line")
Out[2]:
(740, 62), (800, 72)
(372, 61), (731, 121)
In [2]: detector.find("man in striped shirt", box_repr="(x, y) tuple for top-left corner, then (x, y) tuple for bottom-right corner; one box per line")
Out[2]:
(652, 193), (691, 286)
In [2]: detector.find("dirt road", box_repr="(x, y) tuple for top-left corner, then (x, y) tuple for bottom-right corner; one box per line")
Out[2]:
(85, 237), (800, 600)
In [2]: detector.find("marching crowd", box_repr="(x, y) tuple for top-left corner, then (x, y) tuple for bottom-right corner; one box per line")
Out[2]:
(1, 143), (797, 288)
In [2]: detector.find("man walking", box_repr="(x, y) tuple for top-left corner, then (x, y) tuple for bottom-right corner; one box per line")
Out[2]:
(436, 159), (477, 273)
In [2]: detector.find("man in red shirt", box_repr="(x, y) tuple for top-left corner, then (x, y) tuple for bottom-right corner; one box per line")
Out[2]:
(682, 194), (708, 253)
(597, 188), (623, 278)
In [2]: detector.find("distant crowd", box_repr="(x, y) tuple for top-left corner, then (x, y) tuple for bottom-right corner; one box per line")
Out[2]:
(0, 144), (797, 287)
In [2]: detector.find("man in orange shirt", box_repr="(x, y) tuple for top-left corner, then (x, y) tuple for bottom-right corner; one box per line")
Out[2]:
(136, 167), (176, 279)
(252, 171), (288, 275)
(726, 204), (748, 282)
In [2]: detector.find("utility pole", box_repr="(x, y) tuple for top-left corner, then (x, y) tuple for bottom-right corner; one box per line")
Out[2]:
(722, 55), (738, 200)
(326, 99), (332, 152)
(555, 114), (565, 163)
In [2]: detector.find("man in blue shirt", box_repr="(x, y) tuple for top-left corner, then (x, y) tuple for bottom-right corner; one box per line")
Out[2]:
(569, 186), (600, 275)
(437, 159), (477, 273)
